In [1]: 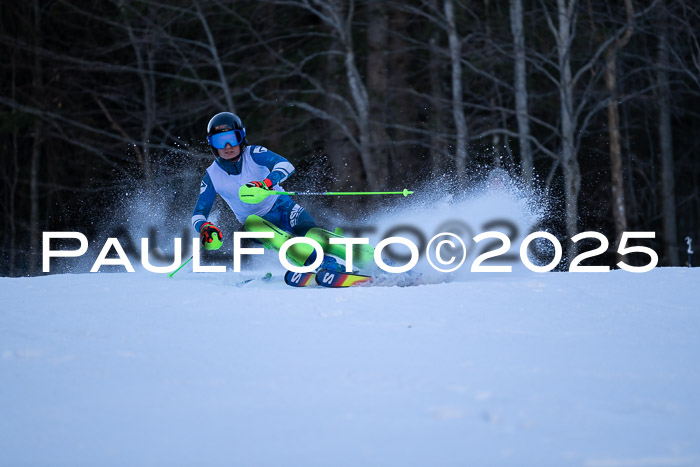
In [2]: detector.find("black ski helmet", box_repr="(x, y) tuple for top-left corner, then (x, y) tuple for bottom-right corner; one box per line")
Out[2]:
(206, 111), (248, 157)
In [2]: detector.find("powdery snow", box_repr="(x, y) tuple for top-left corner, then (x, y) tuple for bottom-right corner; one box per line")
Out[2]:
(1, 267), (699, 466)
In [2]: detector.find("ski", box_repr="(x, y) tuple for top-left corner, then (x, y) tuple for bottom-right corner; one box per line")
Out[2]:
(285, 269), (427, 288)
(284, 270), (317, 287)
(315, 269), (372, 288)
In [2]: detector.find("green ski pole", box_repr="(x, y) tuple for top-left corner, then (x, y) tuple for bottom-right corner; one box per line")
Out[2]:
(169, 245), (204, 278)
(239, 186), (414, 204)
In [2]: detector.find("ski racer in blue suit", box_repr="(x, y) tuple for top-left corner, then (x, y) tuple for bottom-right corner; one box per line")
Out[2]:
(192, 111), (349, 271)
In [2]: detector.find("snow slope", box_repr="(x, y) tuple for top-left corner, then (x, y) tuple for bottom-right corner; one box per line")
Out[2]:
(2, 267), (699, 467)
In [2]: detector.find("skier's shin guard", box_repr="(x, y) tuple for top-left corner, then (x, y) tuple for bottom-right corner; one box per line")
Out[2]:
(244, 215), (315, 266)
(304, 227), (374, 269)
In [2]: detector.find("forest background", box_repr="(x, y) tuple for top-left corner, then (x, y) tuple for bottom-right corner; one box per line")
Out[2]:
(1, 0), (699, 276)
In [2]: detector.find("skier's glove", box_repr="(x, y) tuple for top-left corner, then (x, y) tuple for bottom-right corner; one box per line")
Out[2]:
(200, 222), (223, 250)
(246, 178), (273, 190)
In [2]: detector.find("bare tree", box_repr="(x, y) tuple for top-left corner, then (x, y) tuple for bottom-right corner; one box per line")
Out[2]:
(309, 0), (385, 189)
(510, 0), (534, 186)
(537, 0), (658, 261)
(323, 35), (364, 190)
(656, 0), (679, 265)
(444, 0), (470, 180)
(367, 0), (392, 184)
(28, 0), (45, 275)
(429, 33), (449, 179)
(236, 0), (391, 189)
(544, 0), (582, 259)
(600, 0), (634, 255)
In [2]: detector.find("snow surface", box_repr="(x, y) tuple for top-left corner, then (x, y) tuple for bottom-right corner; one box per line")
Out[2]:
(2, 267), (700, 467)
(3, 180), (699, 466)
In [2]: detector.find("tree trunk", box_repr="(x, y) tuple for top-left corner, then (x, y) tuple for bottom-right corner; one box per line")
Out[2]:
(386, 6), (417, 178)
(29, 0), (43, 276)
(604, 51), (628, 253)
(510, 0), (533, 186)
(556, 0), (581, 261)
(345, 42), (380, 189)
(657, 1), (679, 265)
(366, 1), (391, 183)
(429, 34), (447, 179)
(444, 0), (469, 181)
(9, 53), (19, 276)
(333, 1), (381, 190)
(604, 0), (634, 258)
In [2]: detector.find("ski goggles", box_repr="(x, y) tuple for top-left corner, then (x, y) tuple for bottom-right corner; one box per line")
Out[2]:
(208, 128), (246, 149)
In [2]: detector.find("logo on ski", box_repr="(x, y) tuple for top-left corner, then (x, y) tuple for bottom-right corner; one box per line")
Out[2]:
(284, 270), (316, 287)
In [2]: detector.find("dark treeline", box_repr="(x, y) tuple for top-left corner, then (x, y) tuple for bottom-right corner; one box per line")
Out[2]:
(1, 0), (699, 276)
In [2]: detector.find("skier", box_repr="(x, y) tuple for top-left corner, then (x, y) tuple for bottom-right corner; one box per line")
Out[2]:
(191, 111), (369, 273)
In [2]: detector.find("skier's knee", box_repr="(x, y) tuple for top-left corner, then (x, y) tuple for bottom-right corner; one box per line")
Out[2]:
(305, 227), (374, 269)
(290, 206), (316, 236)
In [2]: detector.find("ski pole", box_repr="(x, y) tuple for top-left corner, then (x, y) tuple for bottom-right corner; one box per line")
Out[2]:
(239, 186), (414, 204)
(169, 245), (204, 278)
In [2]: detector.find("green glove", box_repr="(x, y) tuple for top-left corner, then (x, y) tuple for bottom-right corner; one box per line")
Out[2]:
(200, 222), (223, 250)
(245, 178), (273, 190)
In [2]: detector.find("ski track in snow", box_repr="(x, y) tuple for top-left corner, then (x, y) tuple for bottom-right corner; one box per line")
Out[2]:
(1, 267), (699, 466)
